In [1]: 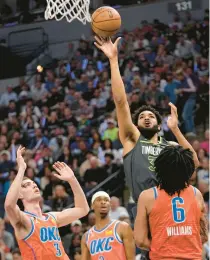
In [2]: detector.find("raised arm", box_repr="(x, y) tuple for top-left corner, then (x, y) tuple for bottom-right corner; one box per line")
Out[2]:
(195, 188), (208, 244)
(167, 102), (200, 168)
(4, 146), (30, 229)
(94, 37), (139, 150)
(50, 162), (89, 227)
(81, 233), (91, 260)
(134, 191), (151, 250)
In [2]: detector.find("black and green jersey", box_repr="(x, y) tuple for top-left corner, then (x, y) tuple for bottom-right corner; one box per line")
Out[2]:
(123, 135), (168, 202)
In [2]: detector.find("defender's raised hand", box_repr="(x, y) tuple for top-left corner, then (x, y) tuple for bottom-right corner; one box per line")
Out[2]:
(94, 36), (121, 60)
(53, 162), (75, 182)
(167, 102), (179, 130)
(16, 146), (26, 170)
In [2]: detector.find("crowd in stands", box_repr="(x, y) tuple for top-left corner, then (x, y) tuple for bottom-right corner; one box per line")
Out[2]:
(0, 10), (209, 260)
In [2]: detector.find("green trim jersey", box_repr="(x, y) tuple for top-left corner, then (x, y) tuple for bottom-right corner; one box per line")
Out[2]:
(123, 135), (168, 202)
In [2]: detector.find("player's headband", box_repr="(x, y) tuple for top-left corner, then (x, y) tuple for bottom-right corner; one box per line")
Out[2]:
(91, 191), (110, 204)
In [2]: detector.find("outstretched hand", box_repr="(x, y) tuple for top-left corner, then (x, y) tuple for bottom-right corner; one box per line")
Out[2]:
(167, 102), (179, 130)
(94, 36), (121, 60)
(16, 146), (26, 170)
(53, 162), (75, 182)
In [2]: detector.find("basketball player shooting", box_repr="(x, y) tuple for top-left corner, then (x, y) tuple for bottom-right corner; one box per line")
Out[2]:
(134, 145), (208, 259)
(81, 191), (135, 260)
(4, 146), (89, 259)
(94, 36), (199, 209)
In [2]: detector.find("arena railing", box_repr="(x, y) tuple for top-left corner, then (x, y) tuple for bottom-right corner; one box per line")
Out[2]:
(68, 168), (124, 208)
(8, 27), (49, 62)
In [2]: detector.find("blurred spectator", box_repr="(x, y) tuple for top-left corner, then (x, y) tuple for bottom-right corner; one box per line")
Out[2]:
(21, 98), (41, 120)
(40, 166), (52, 190)
(47, 86), (64, 107)
(51, 184), (72, 211)
(99, 139), (122, 164)
(62, 108), (78, 129)
(45, 70), (55, 91)
(102, 119), (119, 142)
(103, 153), (119, 175)
(69, 234), (82, 260)
(0, 218), (15, 254)
(176, 69), (197, 133)
(43, 172), (62, 200)
(47, 112), (61, 135)
(0, 151), (15, 174)
(200, 129), (209, 153)
(87, 212), (96, 229)
(82, 81), (94, 102)
(192, 140), (201, 154)
(3, 169), (17, 196)
(98, 114), (113, 137)
(85, 63), (96, 79)
(0, 151), (15, 194)
(164, 72), (179, 104)
(145, 80), (166, 109)
(197, 148), (208, 162)
(70, 92), (82, 112)
(0, 86), (17, 107)
(175, 36), (194, 59)
(62, 220), (82, 256)
(28, 128), (49, 150)
(196, 72), (209, 128)
(25, 167), (40, 187)
(83, 157), (107, 189)
(48, 128), (67, 160)
(75, 99), (93, 120)
(65, 87), (76, 106)
(79, 152), (99, 178)
(197, 157), (209, 196)
(90, 88), (107, 110)
(30, 76), (47, 102)
(109, 196), (129, 220)
(76, 74), (88, 93)
(7, 101), (18, 119)
(18, 83), (31, 101)
(129, 92), (145, 114)
(58, 145), (74, 166)
(73, 247), (81, 260)
(12, 249), (22, 260)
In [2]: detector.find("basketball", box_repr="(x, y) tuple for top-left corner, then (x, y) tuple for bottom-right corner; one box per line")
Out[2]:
(91, 6), (121, 37)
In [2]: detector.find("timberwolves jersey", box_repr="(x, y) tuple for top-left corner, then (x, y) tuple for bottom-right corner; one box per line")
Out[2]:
(123, 135), (168, 202)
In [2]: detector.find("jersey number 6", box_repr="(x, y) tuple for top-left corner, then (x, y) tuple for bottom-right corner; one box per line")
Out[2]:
(171, 197), (186, 223)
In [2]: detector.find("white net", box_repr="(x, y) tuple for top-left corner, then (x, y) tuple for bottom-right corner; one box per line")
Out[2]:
(45, 0), (91, 25)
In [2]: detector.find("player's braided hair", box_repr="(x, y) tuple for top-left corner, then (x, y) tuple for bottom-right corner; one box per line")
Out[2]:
(132, 105), (162, 126)
(154, 146), (195, 196)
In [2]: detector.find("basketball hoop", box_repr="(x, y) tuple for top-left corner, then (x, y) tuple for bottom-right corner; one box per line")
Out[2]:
(45, 0), (91, 25)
